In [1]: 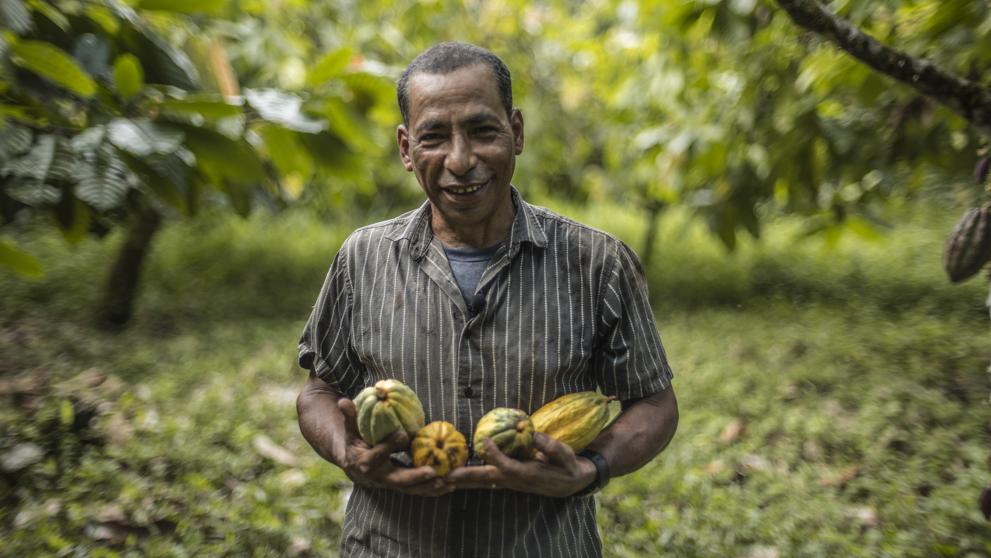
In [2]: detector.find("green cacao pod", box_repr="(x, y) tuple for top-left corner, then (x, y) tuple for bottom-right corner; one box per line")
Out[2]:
(473, 407), (534, 462)
(531, 391), (614, 452)
(353, 379), (425, 446)
(943, 205), (991, 283)
(411, 421), (468, 476)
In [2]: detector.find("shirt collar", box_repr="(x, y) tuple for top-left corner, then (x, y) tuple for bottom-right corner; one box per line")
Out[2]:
(398, 186), (548, 261)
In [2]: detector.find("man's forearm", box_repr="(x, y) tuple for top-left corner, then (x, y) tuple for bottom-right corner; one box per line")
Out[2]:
(296, 373), (348, 466)
(585, 387), (678, 478)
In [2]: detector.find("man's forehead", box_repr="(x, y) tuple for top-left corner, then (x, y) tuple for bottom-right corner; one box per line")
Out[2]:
(406, 65), (504, 121)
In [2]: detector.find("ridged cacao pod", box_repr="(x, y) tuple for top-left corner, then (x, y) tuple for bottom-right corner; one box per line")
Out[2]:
(473, 408), (534, 462)
(531, 391), (615, 452)
(411, 421), (468, 476)
(354, 379), (425, 446)
(943, 205), (991, 283)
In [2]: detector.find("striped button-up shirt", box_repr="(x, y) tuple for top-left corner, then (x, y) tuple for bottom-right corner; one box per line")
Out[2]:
(298, 188), (674, 558)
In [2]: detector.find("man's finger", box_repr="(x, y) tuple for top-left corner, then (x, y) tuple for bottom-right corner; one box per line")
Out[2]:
(533, 432), (575, 467)
(358, 431), (410, 472)
(446, 465), (506, 490)
(381, 465), (438, 487)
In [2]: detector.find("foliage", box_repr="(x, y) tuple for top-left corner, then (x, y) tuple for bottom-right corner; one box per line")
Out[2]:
(0, 199), (988, 556)
(0, 0), (399, 277)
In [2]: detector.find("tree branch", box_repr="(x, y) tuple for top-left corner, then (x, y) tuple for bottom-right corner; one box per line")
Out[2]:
(774, 0), (991, 137)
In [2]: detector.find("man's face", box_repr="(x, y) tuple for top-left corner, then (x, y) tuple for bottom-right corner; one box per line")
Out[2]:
(398, 64), (524, 238)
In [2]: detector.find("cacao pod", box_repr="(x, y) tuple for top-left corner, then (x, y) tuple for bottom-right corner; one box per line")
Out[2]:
(942, 205), (991, 283)
(411, 421), (468, 476)
(531, 391), (615, 452)
(354, 379), (425, 446)
(473, 408), (534, 462)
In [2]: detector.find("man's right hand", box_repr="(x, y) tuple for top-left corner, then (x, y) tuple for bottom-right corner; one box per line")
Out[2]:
(334, 398), (453, 496)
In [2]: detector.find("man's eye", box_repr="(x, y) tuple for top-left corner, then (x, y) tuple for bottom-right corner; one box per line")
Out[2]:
(473, 127), (499, 137)
(418, 134), (444, 144)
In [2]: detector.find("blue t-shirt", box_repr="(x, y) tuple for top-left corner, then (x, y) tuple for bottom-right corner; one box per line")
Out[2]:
(442, 241), (503, 311)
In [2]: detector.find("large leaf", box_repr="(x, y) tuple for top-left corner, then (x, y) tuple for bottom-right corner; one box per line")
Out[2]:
(307, 46), (352, 87)
(113, 54), (144, 99)
(9, 39), (96, 98)
(182, 126), (264, 184)
(137, 0), (227, 16)
(0, 238), (43, 278)
(0, 0), (32, 34)
(154, 95), (244, 121)
(74, 145), (131, 210)
(0, 123), (32, 160)
(244, 89), (325, 134)
(4, 178), (60, 205)
(108, 118), (184, 156)
(118, 19), (199, 89)
(2, 133), (53, 180)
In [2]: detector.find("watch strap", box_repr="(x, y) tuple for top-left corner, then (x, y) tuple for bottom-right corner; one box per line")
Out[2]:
(575, 449), (610, 496)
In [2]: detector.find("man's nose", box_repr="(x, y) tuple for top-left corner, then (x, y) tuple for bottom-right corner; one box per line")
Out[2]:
(444, 133), (476, 176)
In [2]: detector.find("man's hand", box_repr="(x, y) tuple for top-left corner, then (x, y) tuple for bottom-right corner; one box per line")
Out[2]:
(296, 372), (453, 497)
(445, 432), (596, 497)
(334, 398), (454, 497)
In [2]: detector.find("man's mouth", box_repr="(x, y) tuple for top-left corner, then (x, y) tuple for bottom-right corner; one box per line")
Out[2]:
(444, 182), (486, 195)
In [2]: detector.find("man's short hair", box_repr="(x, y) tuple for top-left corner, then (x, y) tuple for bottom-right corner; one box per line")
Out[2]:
(396, 42), (513, 126)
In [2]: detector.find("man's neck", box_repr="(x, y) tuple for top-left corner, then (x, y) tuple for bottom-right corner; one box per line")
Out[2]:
(430, 195), (516, 249)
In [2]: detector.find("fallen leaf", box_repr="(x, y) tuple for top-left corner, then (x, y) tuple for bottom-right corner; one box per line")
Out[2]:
(720, 418), (745, 444)
(1, 442), (44, 472)
(253, 434), (299, 467)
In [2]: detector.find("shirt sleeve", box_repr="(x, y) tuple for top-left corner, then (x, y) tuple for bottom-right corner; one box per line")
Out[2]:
(297, 242), (366, 398)
(592, 240), (674, 401)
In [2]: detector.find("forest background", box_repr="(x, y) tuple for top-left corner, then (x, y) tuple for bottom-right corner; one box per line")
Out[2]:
(1, 0), (990, 556)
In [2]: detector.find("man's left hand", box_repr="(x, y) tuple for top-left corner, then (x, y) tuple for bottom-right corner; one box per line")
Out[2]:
(445, 432), (596, 497)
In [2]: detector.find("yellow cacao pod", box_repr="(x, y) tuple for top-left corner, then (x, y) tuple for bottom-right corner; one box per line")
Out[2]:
(531, 391), (614, 452)
(353, 379), (425, 446)
(473, 408), (534, 462)
(412, 421), (468, 476)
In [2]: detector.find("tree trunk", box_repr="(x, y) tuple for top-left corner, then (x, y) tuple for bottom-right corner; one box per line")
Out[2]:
(641, 202), (664, 272)
(97, 207), (162, 328)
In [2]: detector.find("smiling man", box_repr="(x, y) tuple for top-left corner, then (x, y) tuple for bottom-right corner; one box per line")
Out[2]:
(296, 42), (679, 558)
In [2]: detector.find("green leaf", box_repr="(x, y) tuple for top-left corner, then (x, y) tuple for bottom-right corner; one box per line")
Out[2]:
(0, 123), (32, 160)
(137, 0), (227, 16)
(113, 54), (144, 99)
(154, 96), (244, 121)
(28, 0), (69, 31)
(258, 124), (313, 179)
(0, 0), (32, 34)
(0, 237), (43, 277)
(2, 133), (54, 180)
(307, 46), (352, 86)
(4, 178), (61, 205)
(10, 39), (96, 98)
(321, 97), (376, 153)
(182, 126), (264, 184)
(108, 118), (184, 156)
(69, 126), (106, 153)
(74, 145), (131, 210)
(244, 89), (325, 134)
(118, 20), (199, 89)
(83, 4), (119, 34)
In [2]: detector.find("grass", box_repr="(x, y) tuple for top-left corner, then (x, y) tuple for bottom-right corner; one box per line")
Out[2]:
(1, 197), (989, 557)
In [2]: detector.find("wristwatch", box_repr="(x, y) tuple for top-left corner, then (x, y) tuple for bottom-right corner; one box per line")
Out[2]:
(575, 449), (610, 496)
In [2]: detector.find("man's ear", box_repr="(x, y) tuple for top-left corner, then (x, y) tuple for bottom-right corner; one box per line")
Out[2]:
(511, 109), (524, 155)
(397, 124), (414, 171)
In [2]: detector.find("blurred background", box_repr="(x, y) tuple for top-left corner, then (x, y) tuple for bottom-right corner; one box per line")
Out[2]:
(1, 0), (990, 556)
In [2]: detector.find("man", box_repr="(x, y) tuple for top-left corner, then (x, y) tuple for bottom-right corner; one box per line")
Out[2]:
(296, 42), (678, 557)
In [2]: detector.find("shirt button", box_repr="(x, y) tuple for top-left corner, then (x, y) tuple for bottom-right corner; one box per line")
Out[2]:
(463, 386), (473, 398)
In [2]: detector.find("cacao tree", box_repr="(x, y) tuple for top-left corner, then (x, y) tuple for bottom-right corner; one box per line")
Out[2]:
(0, 0), (396, 325)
